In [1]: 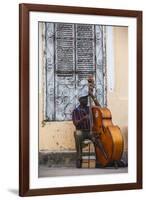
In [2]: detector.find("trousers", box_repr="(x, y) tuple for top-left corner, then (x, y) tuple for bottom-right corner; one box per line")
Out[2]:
(74, 130), (98, 167)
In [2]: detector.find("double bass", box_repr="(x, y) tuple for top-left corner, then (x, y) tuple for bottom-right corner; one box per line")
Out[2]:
(88, 75), (124, 167)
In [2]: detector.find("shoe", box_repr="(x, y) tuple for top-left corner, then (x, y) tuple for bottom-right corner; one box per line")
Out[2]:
(117, 160), (128, 167)
(95, 163), (103, 168)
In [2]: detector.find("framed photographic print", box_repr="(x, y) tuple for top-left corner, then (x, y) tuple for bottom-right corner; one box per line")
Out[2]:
(19, 3), (142, 196)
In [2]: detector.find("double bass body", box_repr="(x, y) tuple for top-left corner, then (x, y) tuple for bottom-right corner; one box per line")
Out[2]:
(91, 106), (124, 167)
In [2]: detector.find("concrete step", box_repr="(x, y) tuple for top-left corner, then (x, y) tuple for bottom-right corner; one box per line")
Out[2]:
(39, 151), (95, 168)
(39, 150), (128, 168)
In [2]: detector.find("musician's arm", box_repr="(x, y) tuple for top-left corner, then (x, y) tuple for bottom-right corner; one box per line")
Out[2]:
(72, 111), (88, 126)
(93, 97), (101, 107)
(73, 116), (87, 126)
(89, 92), (101, 107)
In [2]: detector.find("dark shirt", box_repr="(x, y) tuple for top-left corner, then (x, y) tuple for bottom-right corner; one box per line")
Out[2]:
(72, 105), (91, 130)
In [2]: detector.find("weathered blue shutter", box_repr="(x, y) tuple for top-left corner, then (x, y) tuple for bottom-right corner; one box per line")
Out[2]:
(45, 22), (106, 121)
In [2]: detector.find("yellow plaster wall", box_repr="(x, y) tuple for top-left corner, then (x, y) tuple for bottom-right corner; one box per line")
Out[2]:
(39, 25), (128, 152)
(107, 27), (128, 151)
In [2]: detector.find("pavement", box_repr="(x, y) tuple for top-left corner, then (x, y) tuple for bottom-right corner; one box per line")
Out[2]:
(39, 165), (128, 177)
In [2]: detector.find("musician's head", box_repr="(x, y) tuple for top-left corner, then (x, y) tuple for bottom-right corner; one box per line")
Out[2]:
(79, 96), (88, 106)
(78, 87), (88, 106)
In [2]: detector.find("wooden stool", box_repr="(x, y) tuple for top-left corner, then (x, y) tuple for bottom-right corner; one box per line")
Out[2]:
(81, 139), (96, 168)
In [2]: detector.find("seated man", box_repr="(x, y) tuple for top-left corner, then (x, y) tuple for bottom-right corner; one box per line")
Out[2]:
(72, 87), (100, 168)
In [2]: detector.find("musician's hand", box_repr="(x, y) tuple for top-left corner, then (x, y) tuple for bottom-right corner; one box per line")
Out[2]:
(74, 115), (89, 126)
(88, 90), (94, 98)
(89, 91), (100, 106)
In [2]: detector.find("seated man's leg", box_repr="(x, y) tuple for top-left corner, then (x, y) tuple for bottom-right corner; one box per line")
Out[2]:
(74, 130), (84, 168)
(88, 132), (107, 168)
